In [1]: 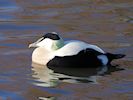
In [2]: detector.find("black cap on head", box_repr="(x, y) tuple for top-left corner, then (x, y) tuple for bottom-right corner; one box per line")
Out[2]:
(43, 32), (60, 40)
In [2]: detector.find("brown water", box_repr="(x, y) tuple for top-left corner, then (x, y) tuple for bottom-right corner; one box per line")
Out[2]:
(0, 0), (133, 100)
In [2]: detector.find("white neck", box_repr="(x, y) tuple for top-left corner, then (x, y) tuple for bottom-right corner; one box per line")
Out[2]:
(51, 39), (64, 51)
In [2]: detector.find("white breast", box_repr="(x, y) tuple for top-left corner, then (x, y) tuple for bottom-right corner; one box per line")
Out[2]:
(32, 48), (54, 65)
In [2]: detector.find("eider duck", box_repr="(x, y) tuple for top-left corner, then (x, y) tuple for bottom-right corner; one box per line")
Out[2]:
(29, 32), (125, 67)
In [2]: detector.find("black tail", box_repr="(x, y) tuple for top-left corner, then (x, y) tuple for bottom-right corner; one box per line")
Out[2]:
(106, 53), (126, 64)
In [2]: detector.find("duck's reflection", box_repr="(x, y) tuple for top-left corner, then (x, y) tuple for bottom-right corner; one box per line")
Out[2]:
(31, 63), (123, 87)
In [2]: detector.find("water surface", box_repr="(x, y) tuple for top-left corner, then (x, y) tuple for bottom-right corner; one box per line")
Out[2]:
(0, 0), (133, 100)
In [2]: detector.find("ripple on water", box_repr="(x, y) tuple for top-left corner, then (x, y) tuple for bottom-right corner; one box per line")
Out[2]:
(0, 0), (19, 22)
(0, 90), (24, 100)
(0, 0), (19, 12)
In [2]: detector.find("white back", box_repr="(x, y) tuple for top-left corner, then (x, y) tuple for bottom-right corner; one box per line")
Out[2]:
(54, 40), (105, 57)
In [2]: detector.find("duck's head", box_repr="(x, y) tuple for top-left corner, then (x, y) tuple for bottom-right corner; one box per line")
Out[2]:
(29, 32), (64, 51)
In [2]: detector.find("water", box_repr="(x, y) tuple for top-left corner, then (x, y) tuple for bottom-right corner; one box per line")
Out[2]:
(0, 0), (133, 100)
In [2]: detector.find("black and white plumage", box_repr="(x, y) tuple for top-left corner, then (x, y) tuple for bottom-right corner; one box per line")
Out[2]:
(29, 32), (125, 67)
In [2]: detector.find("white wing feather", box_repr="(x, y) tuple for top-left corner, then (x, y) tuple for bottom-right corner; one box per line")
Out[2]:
(54, 40), (105, 57)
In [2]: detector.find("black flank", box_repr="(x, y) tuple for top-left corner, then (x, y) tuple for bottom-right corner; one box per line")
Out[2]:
(47, 48), (104, 68)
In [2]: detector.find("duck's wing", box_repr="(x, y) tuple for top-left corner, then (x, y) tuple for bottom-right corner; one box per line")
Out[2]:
(54, 40), (105, 57)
